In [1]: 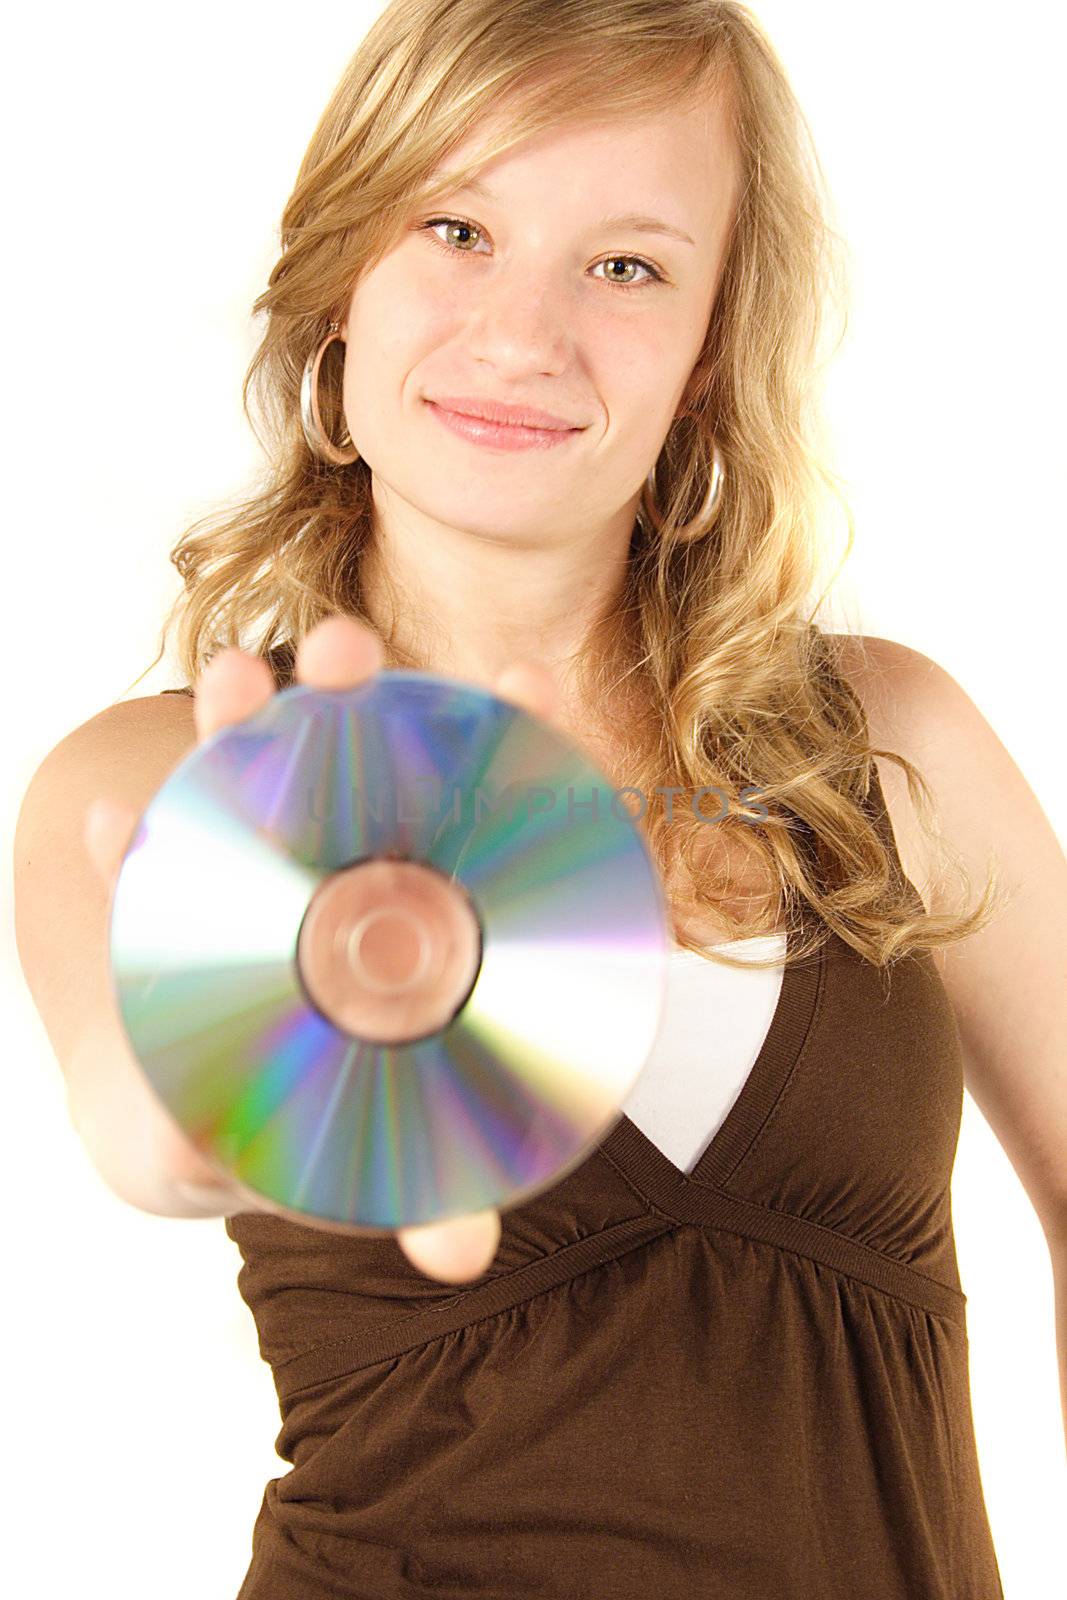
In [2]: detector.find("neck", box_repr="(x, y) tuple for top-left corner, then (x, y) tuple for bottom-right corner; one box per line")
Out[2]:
(357, 480), (639, 702)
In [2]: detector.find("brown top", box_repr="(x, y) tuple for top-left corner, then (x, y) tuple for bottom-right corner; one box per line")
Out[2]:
(159, 676), (1003, 1598)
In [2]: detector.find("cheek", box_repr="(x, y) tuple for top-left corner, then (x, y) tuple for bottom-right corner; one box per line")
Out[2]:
(585, 326), (687, 445)
(358, 255), (452, 360)
(599, 331), (666, 394)
(340, 277), (433, 445)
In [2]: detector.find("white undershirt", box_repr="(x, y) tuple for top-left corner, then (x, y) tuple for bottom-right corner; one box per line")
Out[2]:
(619, 934), (788, 1174)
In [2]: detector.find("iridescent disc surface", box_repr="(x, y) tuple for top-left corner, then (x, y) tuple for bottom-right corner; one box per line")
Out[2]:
(109, 672), (670, 1231)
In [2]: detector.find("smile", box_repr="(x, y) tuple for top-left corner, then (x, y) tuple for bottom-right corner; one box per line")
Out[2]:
(424, 400), (582, 452)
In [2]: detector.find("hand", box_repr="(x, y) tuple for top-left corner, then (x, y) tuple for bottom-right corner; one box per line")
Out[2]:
(85, 614), (560, 1285)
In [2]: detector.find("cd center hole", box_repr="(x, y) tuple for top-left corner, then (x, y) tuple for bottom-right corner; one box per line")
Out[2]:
(296, 856), (482, 1044)
(345, 907), (432, 994)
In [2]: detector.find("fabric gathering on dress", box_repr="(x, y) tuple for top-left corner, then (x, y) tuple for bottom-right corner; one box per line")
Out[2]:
(158, 670), (1004, 1598)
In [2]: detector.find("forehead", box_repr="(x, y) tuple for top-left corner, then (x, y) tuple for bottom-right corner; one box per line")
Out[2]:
(430, 94), (740, 235)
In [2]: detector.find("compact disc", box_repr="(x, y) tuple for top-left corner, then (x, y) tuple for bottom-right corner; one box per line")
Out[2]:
(108, 671), (670, 1231)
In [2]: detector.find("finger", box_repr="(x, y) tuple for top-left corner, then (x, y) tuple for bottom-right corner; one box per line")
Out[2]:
(396, 1207), (502, 1284)
(295, 613), (385, 689)
(194, 648), (277, 743)
(492, 660), (560, 725)
(84, 797), (140, 888)
(194, 614), (384, 744)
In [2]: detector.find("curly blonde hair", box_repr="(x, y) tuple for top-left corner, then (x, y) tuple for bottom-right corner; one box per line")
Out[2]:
(130, 0), (1006, 971)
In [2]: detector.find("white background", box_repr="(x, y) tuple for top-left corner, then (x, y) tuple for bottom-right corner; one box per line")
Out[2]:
(3, 2), (1065, 1595)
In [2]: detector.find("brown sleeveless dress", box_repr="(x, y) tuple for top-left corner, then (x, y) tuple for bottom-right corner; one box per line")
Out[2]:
(159, 676), (1004, 1598)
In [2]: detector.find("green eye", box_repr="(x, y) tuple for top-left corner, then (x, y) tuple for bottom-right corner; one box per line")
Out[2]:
(418, 216), (665, 291)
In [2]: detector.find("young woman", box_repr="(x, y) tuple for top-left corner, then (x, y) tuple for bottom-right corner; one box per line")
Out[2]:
(14, 2), (1065, 1595)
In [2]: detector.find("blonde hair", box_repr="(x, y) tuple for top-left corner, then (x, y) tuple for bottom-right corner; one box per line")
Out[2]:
(130, 0), (1006, 971)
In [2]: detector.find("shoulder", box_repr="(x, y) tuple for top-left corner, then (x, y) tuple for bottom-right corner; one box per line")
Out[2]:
(827, 633), (943, 911)
(828, 631), (939, 715)
(65, 689), (197, 764)
(830, 630), (1002, 783)
(831, 629), (1062, 947)
(828, 631), (1029, 962)
(16, 691), (198, 849)
(815, 629), (953, 784)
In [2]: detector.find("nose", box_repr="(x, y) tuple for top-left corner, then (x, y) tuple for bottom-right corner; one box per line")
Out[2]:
(459, 269), (573, 382)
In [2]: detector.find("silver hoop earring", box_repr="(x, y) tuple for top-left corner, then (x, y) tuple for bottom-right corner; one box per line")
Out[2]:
(641, 437), (725, 542)
(300, 320), (360, 465)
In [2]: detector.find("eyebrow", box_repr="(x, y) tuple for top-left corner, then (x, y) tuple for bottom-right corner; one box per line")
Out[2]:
(445, 174), (696, 247)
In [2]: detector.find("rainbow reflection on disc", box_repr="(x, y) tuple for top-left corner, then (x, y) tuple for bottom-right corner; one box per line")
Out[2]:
(109, 671), (670, 1231)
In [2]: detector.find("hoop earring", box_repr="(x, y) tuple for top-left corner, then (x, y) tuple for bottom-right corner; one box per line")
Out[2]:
(301, 320), (360, 465)
(640, 436), (725, 542)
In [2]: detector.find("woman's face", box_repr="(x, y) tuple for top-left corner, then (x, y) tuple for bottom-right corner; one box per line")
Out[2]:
(340, 93), (741, 551)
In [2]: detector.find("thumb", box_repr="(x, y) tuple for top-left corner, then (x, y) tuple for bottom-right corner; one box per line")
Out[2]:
(493, 660), (560, 725)
(84, 797), (140, 889)
(396, 1208), (502, 1284)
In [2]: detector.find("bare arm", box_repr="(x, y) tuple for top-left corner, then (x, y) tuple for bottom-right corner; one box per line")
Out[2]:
(13, 615), (563, 1282)
(1052, 1238), (1067, 1462)
(13, 691), (241, 1216)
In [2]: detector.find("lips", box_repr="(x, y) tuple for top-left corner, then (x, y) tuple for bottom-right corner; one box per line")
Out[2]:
(426, 401), (580, 452)
(427, 394), (581, 431)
